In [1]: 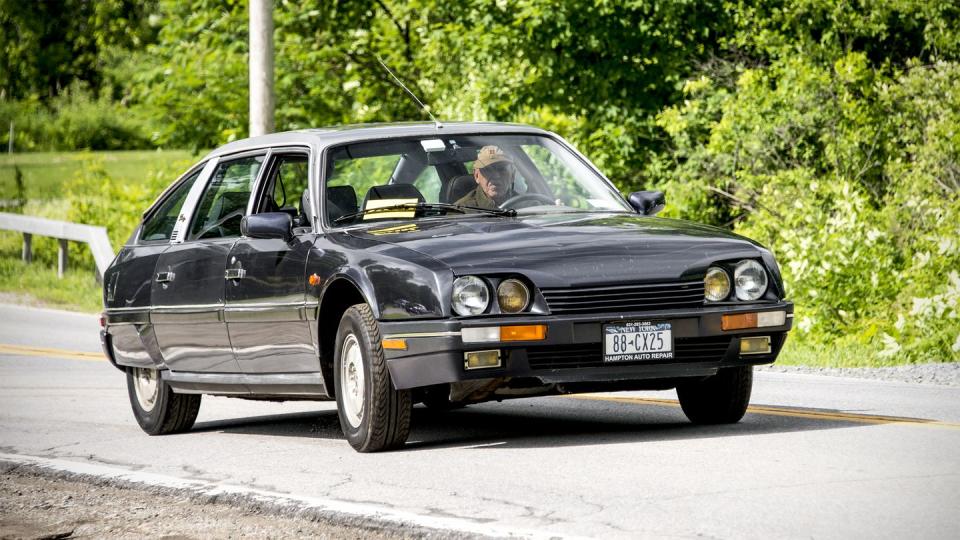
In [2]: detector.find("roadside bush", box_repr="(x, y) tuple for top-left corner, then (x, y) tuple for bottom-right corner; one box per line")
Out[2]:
(63, 157), (191, 269)
(0, 85), (152, 151)
(646, 55), (960, 362)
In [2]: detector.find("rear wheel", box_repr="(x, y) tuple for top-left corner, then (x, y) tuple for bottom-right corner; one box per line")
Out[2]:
(334, 304), (412, 452)
(676, 366), (753, 424)
(126, 367), (201, 435)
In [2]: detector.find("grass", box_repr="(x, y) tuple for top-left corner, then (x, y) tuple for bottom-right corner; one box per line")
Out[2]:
(0, 253), (102, 313)
(0, 149), (198, 200)
(772, 334), (957, 367)
(0, 149), (199, 312)
(778, 339), (886, 368)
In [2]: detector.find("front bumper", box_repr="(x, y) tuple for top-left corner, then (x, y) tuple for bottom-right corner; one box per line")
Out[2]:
(379, 302), (793, 390)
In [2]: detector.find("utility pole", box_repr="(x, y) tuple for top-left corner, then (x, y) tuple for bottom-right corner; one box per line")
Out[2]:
(249, 0), (275, 137)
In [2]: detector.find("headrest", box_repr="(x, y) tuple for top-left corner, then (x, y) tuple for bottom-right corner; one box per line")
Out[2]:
(362, 184), (425, 209)
(445, 175), (477, 204)
(326, 185), (358, 223)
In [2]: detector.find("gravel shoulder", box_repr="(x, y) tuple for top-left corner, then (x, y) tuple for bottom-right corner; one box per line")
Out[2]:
(0, 464), (423, 540)
(758, 362), (960, 387)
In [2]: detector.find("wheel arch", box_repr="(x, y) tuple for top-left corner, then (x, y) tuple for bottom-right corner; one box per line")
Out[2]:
(316, 275), (376, 396)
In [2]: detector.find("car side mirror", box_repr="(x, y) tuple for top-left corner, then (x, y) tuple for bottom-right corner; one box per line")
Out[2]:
(241, 212), (293, 241)
(627, 191), (666, 216)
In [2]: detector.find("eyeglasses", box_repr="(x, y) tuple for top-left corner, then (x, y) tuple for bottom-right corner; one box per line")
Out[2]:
(480, 162), (515, 180)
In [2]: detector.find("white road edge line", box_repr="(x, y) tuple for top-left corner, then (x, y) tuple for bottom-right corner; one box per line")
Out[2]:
(0, 452), (568, 540)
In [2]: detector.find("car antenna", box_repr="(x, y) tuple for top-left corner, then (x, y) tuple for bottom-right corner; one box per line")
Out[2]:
(375, 54), (443, 129)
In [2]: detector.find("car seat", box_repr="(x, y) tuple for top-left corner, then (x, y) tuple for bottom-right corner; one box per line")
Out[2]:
(326, 185), (358, 223)
(443, 175), (476, 204)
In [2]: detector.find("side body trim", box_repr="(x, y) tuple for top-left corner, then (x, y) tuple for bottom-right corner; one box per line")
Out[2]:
(162, 370), (328, 397)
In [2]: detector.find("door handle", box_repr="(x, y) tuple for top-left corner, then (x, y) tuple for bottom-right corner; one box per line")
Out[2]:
(225, 268), (246, 280)
(155, 271), (175, 283)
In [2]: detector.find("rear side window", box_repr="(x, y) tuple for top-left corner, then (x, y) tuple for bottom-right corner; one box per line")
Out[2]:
(189, 156), (264, 240)
(139, 169), (202, 242)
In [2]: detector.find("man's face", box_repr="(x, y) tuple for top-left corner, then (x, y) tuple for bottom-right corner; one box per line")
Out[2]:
(475, 162), (515, 203)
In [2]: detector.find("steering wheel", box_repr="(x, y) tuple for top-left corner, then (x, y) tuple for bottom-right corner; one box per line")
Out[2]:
(498, 193), (556, 209)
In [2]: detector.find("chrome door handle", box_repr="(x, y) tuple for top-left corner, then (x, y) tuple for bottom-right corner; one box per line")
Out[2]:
(155, 271), (175, 283)
(225, 268), (246, 280)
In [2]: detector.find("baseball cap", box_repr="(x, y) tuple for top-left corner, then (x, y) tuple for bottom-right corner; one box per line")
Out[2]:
(474, 145), (514, 169)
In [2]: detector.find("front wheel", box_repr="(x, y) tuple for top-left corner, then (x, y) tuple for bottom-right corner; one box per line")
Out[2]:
(676, 366), (753, 424)
(334, 304), (412, 452)
(126, 367), (201, 435)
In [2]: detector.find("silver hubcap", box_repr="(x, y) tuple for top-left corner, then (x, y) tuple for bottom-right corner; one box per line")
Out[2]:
(132, 367), (159, 412)
(339, 333), (365, 429)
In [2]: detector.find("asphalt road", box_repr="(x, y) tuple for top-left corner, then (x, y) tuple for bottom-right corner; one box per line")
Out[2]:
(1, 303), (959, 539)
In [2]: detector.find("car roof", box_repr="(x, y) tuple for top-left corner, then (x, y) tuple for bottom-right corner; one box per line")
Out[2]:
(203, 121), (553, 160)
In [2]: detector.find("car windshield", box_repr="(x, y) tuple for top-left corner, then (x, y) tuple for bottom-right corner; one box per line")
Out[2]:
(325, 134), (633, 226)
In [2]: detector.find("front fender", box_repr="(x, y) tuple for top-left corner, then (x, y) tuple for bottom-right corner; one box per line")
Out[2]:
(308, 233), (451, 320)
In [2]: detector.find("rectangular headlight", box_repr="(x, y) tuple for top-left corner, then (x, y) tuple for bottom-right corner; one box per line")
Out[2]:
(462, 325), (547, 343)
(757, 311), (786, 327)
(462, 327), (500, 343)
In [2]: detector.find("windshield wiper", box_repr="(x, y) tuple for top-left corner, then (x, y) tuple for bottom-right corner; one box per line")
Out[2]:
(334, 202), (516, 224)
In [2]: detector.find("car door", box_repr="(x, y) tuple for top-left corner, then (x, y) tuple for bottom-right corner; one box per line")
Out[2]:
(103, 163), (209, 368)
(225, 149), (318, 373)
(151, 153), (266, 373)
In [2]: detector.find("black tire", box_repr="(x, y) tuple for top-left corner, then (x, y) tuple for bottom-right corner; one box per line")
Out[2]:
(126, 367), (201, 435)
(333, 304), (412, 452)
(676, 366), (753, 424)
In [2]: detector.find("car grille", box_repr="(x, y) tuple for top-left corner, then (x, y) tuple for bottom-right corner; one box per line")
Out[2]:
(540, 281), (705, 315)
(523, 336), (733, 370)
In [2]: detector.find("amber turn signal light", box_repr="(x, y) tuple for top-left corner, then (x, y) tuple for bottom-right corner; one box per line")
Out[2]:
(722, 312), (758, 331)
(500, 325), (547, 341)
(722, 310), (787, 331)
(381, 338), (407, 350)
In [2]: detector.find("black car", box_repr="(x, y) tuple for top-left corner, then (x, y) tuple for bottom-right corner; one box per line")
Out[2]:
(101, 122), (793, 452)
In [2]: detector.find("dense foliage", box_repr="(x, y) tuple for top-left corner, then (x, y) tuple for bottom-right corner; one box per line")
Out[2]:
(644, 1), (960, 361)
(0, 0), (957, 362)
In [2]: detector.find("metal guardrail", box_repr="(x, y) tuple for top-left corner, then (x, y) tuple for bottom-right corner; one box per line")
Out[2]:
(0, 212), (115, 279)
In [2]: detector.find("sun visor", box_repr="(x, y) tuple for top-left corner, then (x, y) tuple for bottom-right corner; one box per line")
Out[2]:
(426, 147), (479, 165)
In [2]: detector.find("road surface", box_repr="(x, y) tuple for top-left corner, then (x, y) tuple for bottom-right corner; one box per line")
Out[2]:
(1, 303), (958, 538)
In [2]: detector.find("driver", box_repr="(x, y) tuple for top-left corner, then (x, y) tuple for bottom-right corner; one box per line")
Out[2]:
(455, 145), (517, 209)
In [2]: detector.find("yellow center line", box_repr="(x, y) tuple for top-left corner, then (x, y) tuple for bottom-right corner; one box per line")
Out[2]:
(0, 343), (106, 362)
(2, 343), (956, 431)
(568, 394), (960, 431)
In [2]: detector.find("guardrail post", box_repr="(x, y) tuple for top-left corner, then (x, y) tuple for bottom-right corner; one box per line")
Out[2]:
(1, 212), (114, 278)
(22, 233), (32, 263)
(57, 239), (68, 278)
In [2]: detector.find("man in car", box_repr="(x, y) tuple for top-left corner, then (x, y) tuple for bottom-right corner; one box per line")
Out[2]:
(455, 145), (517, 209)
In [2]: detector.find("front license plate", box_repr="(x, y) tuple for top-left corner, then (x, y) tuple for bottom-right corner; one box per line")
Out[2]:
(603, 321), (673, 362)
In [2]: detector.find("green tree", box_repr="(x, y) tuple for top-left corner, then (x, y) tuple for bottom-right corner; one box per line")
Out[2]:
(124, 0), (726, 167)
(0, 0), (158, 100)
(643, 0), (960, 361)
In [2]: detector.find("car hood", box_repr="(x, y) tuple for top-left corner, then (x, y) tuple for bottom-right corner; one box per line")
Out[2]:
(345, 212), (766, 288)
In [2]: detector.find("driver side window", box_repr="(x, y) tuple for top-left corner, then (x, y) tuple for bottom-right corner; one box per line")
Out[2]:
(188, 155), (264, 241)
